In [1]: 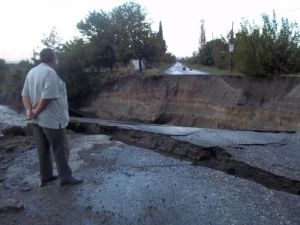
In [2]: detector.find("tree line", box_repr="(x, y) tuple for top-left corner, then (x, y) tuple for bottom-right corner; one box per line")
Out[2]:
(187, 12), (300, 76)
(37, 1), (174, 73)
(1, 6), (299, 110)
(0, 1), (175, 109)
(37, 1), (175, 99)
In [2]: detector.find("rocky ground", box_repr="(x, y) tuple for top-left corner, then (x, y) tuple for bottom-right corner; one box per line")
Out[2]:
(0, 118), (299, 225)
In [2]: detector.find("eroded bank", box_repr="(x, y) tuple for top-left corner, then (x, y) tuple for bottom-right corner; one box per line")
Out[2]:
(78, 75), (300, 131)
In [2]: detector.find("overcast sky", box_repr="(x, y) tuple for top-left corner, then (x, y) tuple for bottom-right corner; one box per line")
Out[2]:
(0, 0), (299, 61)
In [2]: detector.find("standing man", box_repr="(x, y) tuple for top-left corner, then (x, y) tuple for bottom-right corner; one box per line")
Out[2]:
(22, 48), (82, 187)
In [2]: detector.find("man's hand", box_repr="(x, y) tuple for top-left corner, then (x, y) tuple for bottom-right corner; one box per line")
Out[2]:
(32, 108), (38, 118)
(26, 109), (34, 120)
(32, 98), (51, 118)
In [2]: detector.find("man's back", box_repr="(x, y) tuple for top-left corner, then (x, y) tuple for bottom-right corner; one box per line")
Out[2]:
(22, 63), (69, 129)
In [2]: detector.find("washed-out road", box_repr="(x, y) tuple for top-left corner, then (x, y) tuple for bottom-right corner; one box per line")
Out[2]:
(0, 105), (299, 225)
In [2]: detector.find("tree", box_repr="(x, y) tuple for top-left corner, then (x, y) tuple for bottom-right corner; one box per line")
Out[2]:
(233, 21), (264, 75)
(233, 12), (300, 76)
(32, 27), (64, 65)
(41, 27), (63, 51)
(156, 21), (167, 64)
(58, 38), (88, 74)
(158, 21), (164, 40)
(1, 61), (31, 108)
(56, 38), (94, 99)
(211, 38), (229, 69)
(142, 32), (164, 65)
(77, 10), (116, 71)
(275, 17), (300, 73)
(111, 1), (152, 71)
(0, 59), (7, 83)
(140, 21), (168, 66)
(199, 41), (213, 65)
(77, 2), (168, 71)
(164, 52), (177, 64)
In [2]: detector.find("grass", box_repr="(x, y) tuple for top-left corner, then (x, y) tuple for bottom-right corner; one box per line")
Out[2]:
(141, 63), (173, 77)
(91, 63), (173, 86)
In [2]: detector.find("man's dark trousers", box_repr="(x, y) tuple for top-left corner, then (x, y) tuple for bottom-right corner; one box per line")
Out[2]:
(31, 124), (72, 181)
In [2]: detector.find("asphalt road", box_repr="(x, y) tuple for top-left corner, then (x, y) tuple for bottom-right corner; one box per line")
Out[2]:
(1, 132), (299, 225)
(0, 106), (299, 225)
(164, 62), (209, 75)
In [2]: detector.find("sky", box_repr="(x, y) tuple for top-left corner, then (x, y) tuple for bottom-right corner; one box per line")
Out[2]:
(0, 0), (299, 61)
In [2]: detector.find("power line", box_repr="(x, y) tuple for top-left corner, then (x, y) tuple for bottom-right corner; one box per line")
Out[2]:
(280, 7), (300, 14)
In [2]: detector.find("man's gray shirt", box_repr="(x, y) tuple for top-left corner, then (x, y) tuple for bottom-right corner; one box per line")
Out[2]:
(21, 63), (69, 129)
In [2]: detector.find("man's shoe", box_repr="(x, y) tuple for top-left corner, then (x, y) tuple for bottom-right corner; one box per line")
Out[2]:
(60, 177), (83, 187)
(40, 175), (58, 187)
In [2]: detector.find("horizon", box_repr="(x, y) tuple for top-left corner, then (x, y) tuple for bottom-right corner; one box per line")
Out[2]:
(0, 0), (299, 61)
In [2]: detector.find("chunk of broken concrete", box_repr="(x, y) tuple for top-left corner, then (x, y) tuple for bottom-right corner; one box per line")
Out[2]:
(1, 126), (26, 137)
(0, 198), (24, 213)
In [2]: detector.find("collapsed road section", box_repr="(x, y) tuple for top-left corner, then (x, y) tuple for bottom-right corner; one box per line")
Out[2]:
(68, 117), (300, 196)
(1, 118), (300, 225)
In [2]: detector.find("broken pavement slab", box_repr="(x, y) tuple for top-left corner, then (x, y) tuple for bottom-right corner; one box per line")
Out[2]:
(0, 133), (299, 225)
(69, 117), (300, 182)
(0, 199), (24, 213)
(0, 110), (299, 224)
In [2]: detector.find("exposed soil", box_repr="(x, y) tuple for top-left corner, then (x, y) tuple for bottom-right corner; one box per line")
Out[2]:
(78, 75), (300, 131)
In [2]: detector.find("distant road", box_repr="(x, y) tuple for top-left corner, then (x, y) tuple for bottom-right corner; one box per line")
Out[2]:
(164, 62), (210, 75)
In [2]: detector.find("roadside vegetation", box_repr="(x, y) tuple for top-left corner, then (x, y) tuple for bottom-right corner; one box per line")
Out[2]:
(0, 59), (32, 109)
(0, 3), (299, 111)
(0, 1), (176, 110)
(185, 12), (300, 77)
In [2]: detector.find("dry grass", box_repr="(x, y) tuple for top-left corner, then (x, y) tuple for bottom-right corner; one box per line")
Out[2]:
(97, 64), (172, 84)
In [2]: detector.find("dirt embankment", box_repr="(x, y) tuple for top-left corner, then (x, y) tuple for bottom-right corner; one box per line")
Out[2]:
(78, 75), (300, 131)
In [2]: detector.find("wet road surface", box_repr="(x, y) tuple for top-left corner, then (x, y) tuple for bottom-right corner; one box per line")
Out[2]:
(0, 105), (25, 127)
(0, 106), (299, 225)
(1, 133), (300, 225)
(164, 62), (209, 75)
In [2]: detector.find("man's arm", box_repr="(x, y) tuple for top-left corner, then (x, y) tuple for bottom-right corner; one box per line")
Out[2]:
(22, 96), (33, 120)
(32, 98), (52, 117)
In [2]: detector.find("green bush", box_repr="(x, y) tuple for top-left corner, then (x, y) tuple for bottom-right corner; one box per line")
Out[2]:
(0, 60), (31, 110)
(193, 12), (300, 76)
(234, 13), (299, 76)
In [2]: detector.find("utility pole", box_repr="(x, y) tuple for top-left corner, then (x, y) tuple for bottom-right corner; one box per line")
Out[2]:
(199, 19), (206, 64)
(200, 19), (206, 49)
(211, 32), (214, 59)
(229, 22), (234, 72)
